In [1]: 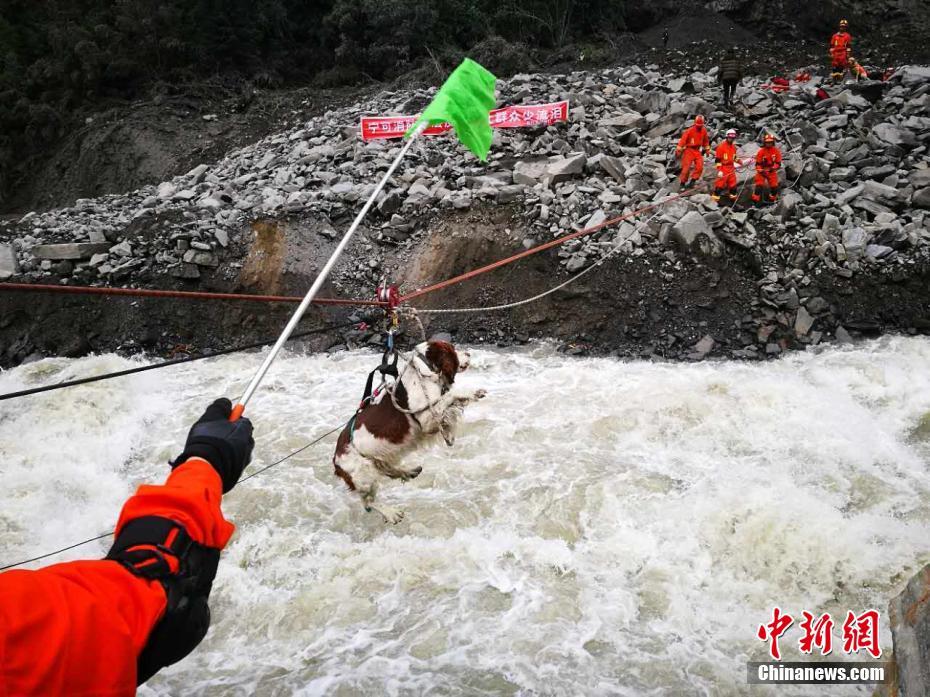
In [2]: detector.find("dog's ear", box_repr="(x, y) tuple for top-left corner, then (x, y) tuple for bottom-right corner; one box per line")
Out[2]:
(425, 341), (459, 383)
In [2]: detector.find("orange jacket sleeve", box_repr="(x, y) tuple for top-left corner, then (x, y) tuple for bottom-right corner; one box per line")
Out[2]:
(676, 127), (690, 150)
(0, 459), (232, 696)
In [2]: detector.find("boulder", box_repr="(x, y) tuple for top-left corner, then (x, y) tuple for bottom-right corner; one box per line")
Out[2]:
(513, 160), (550, 186)
(794, 307), (814, 336)
(873, 123), (918, 148)
(598, 112), (646, 130)
(0, 244), (19, 279)
(31, 242), (111, 260)
(774, 190), (803, 220)
(600, 156), (626, 183)
(841, 227), (870, 260)
(182, 250), (219, 267)
(887, 564), (930, 697)
(912, 188), (930, 209)
(670, 211), (724, 257)
(547, 153), (587, 183)
(899, 65), (930, 88)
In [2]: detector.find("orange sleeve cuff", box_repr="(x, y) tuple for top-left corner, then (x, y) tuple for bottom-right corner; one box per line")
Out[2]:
(114, 458), (235, 550)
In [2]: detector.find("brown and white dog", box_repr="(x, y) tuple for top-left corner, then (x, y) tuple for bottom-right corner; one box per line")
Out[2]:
(332, 340), (486, 524)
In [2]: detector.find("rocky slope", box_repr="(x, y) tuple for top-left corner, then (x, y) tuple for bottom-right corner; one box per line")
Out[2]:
(1, 59), (929, 366)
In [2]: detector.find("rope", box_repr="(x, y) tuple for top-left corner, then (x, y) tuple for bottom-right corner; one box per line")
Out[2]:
(399, 183), (707, 304)
(414, 211), (662, 314)
(0, 316), (371, 402)
(0, 283), (386, 307)
(0, 423), (346, 572)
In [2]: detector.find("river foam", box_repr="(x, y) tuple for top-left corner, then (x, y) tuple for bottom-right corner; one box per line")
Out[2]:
(2, 337), (929, 695)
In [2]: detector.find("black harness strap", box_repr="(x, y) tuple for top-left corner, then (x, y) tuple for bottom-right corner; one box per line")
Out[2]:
(360, 348), (399, 405)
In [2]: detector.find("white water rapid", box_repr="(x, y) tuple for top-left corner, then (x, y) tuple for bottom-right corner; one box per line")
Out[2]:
(2, 337), (929, 696)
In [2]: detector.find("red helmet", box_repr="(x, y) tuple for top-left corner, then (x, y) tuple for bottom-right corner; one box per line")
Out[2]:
(694, 115), (705, 126)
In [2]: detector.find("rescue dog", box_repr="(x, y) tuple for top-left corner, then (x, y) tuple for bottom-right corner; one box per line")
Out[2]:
(332, 340), (485, 524)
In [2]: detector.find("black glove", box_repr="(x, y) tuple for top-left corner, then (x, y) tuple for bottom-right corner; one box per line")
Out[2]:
(172, 398), (254, 493)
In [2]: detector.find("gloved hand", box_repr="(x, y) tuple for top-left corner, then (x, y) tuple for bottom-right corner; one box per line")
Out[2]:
(172, 398), (254, 493)
(675, 148), (682, 159)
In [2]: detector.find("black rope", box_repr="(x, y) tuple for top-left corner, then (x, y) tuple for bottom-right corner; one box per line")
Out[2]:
(0, 311), (386, 570)
(0, 422), (348, 572)
(0, 532), (114, 572)
(0, 316), (371, 402)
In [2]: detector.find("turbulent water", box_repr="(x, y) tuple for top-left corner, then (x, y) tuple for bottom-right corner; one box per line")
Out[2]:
(2, 337), (930, 696)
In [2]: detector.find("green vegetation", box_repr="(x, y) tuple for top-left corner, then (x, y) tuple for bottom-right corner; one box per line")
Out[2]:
(0, 0), (627, 205)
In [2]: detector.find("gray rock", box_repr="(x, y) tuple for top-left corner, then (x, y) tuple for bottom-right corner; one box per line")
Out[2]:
(899, 65), (930, 88)
(670, 211), (724, 257)
(794, 307), (814, 336)
(187, 164), (209, 184)
(835, 326), (854, 344)
(841, 227), (870, 260)
(170, 263), (201, 279)
(547, 153), (587, 183)
(0, 244), (19, 279)
(109, 241), (132, 257)
(378, 190), (403, 216)
(861, 180), (903, 207)
(157, 182), (177, 200)
(774, 190), (803, 220)
(565, 254), (588, 272)
(496, 185), (524, 203)
(513, 160), (550, 186)
(173, 189), (198, 201)
(31, 242), (111, 260)
(912, 188), (930, 209)
(599, 112), (646, 130)
(586, 209), (608, 230)
(909, 169), (930, 189)
(887, 564), (930, 697)
(214, 229), (229, 248)
(692, 335), (715, 357)
(873, 123), (918, 148)
(865, 244), (894, 260)
(182, 250), (219, 267)
(806, 296), (829, 314)
(599, 156), (625, 183)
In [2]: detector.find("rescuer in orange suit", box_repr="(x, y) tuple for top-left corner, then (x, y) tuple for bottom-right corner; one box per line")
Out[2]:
(830, 19), (853, 80)
(676, 115), (711, 186)
(0, 398), (254, 695)
(752, 133), (783, 204)
(713, 128), (743, 204)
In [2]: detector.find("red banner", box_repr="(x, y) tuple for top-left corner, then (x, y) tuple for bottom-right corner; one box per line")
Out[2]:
(359, 100), (569, 141)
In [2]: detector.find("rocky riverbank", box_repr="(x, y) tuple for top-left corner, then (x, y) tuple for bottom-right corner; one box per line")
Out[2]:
(1, 60), (929, 367)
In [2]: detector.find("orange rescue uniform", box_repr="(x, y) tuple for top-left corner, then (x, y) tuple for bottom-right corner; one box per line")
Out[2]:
(830, 31), (852, 73)
(676, 124), (710, 184)
(752, 145), (783, 202)
(0, 458), (233, 696)
(714, 141), (741, 199)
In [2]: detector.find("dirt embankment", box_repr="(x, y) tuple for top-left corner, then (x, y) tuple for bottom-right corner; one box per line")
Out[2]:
(2, 205), (928, 369)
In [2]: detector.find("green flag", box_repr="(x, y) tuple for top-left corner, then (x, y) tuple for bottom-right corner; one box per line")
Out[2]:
(406, 58), (497, 161)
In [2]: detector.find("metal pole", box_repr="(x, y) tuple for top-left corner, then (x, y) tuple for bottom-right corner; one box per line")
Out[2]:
(230, 123), (427, 420)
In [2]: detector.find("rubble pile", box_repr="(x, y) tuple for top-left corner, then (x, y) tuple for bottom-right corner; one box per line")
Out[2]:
(1, 61), (929, 359)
